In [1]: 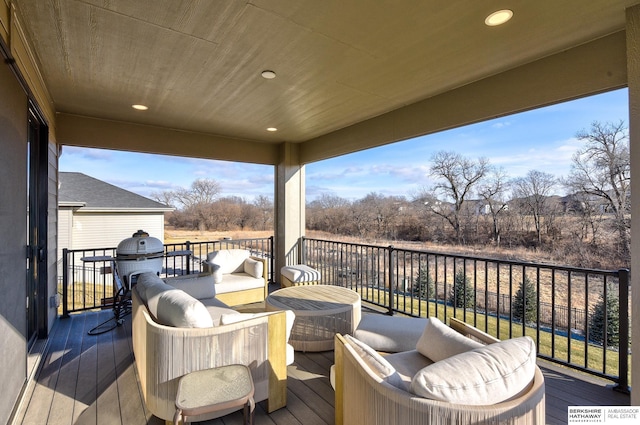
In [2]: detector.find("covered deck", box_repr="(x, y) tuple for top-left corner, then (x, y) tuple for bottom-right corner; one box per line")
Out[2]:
(15, 309), (628, 425)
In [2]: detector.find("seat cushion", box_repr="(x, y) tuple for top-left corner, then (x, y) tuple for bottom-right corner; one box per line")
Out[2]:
(416, 317), (482, 362)
(384, 350), (434, 392)
(354, 314), (428, 353)
(281, 264), (321, 282)
(215, 273), (265, 294)
(199, 297), (241, 324)
(410, 336), (537, 405)
(163, 273), (216, 299)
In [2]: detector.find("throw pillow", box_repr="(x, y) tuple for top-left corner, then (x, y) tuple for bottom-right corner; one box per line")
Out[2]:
(416, 317), (482, 361)
(244, 257), (264, 279)
(410, 336), (537, 405)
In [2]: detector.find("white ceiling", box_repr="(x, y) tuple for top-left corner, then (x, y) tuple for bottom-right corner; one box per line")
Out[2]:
(15, 0), (639, 148)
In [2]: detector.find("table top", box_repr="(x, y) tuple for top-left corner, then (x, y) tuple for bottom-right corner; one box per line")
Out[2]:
(266, 285), (360, 314)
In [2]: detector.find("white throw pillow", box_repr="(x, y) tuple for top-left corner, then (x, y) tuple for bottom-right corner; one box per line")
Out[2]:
(410, 336), (537, 405)
(244, 257), (263, 279)
(164, 273), (216, 299)
(416, 317), (482, 361)
(344, 335), (403, 388)
(154, 289), (214, 328)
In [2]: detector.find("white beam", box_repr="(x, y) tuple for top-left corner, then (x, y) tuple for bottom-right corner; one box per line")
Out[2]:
(56, 113), (279, 165)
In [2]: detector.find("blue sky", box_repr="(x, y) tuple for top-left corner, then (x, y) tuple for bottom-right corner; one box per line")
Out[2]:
(60, 88), (629, 203)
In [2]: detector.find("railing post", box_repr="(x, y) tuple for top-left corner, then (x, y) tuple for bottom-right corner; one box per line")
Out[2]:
(270, 236), (275, 284)
(614, 268), (630, 394)
(186, 241), (191, 274)
(387, 245), (395, 315)
(62, 248), (69, 318)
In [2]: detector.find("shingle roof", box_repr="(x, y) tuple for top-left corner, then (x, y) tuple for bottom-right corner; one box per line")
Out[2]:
(59, 172), (173, 211)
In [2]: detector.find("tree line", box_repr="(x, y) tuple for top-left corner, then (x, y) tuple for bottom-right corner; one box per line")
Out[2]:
(151, 179), (274, 232)
(307, 121), (629, 268)
(152, 121), (630, 269)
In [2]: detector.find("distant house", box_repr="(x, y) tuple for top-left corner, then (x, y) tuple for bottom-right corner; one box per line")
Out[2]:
(58, 172), (173, 258)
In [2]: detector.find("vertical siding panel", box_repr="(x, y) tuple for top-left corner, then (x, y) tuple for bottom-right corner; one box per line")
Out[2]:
(71, 213), (166, 250)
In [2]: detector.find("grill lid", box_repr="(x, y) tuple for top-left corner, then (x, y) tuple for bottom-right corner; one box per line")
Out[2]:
(116, 230), (164, 259)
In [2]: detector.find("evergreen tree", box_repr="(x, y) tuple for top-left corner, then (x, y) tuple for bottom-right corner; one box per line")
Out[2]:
(513, 277), (538, 323)
(588, 286), (620, 347)
(450, 270), (474, 308)
(413, 262), (434, 300)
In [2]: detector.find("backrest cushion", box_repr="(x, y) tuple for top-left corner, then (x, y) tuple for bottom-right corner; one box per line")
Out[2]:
(344, 335), (403, 388)
(156, 289), (214, 328)
(411, 336), (537, 405)
(416, 317), (482, 362)
(164, 273), (216, 299)
(134, 271), (165, 304)
(144, 279), (213, 328)
(207, 249), (250, 274)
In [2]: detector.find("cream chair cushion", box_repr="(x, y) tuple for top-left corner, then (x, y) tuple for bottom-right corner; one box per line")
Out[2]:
(411, 336), (537, 405)
(145, 284), (214, 328)
(416, 317), (483, 361)
(164, 273), (216, 299)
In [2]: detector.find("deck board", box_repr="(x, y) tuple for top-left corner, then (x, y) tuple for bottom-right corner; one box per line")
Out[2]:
(14, 310), (630, 425)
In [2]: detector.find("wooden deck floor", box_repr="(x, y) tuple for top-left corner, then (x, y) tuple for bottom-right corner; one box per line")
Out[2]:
(14, 309), (629, 425)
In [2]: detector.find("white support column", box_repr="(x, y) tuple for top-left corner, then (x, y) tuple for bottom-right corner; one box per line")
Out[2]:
(626, 4), (640, 406)
(274, 142), (305, 285)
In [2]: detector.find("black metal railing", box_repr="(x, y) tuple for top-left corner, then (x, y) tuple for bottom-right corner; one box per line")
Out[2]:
(301, 237), (630, 392)
(60, 237), (274, 316)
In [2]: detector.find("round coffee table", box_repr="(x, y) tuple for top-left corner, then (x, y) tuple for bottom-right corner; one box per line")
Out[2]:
(265, 285), (361, 352)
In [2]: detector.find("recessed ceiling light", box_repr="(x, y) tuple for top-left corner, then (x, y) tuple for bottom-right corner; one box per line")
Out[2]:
(267, 127), (278, 132)
(132, 104), (148, 111)
(485, 9), (513, 26)
(261, 70), (276, 79)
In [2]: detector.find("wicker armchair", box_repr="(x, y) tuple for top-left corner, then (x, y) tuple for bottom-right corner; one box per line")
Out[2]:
(334, 318), (545, 425)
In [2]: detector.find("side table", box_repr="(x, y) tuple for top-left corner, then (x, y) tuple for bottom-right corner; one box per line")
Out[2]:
(173, 364), (255, 424)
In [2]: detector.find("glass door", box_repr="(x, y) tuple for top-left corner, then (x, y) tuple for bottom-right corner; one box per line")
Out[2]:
(26, 106), (48, 345)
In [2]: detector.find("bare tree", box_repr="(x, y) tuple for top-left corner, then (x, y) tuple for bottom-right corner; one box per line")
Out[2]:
(476, 167), (510, 245)
(428, 151), (489, 243)
(173, 178), (222, 209)
(149, 189), (176, 207)
(253, 195), (273, 231)
(512, 170), (557, 246)
(563, 120), (630, 258)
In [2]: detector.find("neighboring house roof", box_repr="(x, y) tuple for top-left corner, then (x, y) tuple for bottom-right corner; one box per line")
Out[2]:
(59, 172), (173, 212)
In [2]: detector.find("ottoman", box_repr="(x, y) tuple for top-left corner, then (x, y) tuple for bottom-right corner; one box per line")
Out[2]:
(280, 264), (322, 287)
